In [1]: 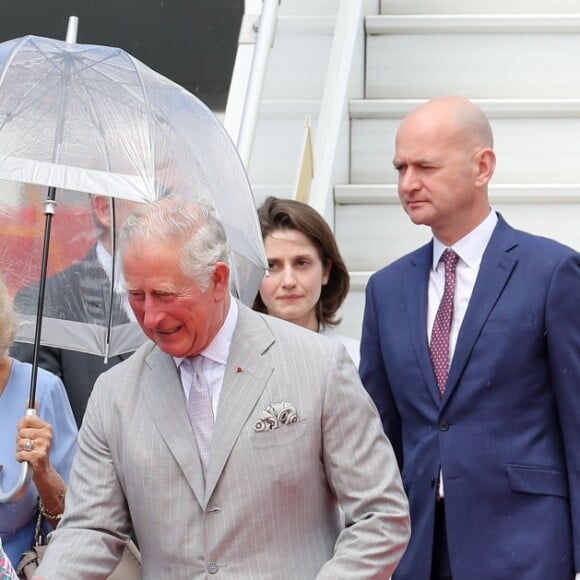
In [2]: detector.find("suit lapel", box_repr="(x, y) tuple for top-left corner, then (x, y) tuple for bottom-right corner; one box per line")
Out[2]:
(205, 305), (274, 501)
(443, 217), (518, 404)
(77, 245), (130, 325)
(141, 347), (206, 507)
(139, 306), (277, 506)
(405, 242), (442, 406)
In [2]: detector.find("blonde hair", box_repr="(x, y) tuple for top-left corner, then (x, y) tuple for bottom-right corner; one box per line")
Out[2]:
(0, 275), (18, 357)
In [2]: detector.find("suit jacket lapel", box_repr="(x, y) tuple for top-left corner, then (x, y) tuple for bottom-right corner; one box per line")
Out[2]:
(205, 305), (274, 501)
(443, 216), (518, 403)
(141, 347), (206, 507)
(405, 242), (442, 406)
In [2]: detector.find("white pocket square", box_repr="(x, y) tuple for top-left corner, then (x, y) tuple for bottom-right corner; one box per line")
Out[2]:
(253, 401), (298, 432)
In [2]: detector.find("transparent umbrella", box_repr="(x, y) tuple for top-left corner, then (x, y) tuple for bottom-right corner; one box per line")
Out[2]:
(0, 34), (267, 501)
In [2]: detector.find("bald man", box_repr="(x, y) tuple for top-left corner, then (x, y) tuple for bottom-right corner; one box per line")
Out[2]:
(360, 96), (580, 579)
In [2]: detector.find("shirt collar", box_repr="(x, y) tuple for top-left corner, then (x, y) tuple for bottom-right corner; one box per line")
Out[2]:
(95, 240), (126, 294)
(174, 297), (238, 369)
(95, 240), (112, 278)
(432, 209), (498, 270)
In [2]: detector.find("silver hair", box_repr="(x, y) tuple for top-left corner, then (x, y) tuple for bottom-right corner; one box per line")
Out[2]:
(118, 195), (230, 291)
(0, 274), (18, 357)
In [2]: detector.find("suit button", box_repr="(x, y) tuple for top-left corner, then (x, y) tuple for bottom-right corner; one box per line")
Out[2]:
(439, 420), (449, 431)
(207, 563), (219, 574)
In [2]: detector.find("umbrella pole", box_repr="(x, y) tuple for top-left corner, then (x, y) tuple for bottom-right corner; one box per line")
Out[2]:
(0, 187), (56, 503)
(28, 187), (57, 409)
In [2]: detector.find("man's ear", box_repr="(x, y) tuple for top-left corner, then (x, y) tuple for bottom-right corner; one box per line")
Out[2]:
(212, 262), (230, 300)
(92, 195), (112, 229)
(474, 148), (496, 186)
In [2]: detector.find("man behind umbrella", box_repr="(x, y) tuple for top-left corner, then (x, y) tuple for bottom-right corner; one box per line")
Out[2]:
(11, 194), (142, 426)
(33, 195), (410, 580)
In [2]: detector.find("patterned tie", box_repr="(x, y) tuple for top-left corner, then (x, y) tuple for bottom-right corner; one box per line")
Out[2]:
(430, 249), (459, 396)
(186, 356), (214, 473)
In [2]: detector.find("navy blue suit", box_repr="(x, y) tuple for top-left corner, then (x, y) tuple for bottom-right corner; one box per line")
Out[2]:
(360, 214), (580, 579)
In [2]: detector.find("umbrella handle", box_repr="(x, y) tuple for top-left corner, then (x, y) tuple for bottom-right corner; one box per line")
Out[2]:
(0, 408), (36, 503)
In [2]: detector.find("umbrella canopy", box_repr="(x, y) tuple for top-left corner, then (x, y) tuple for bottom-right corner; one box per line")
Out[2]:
(0, 35), (267, 357)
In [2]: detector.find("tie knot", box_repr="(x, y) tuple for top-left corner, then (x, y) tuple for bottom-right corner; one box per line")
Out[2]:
(181, 355), (205, 375)
(441, 249), (459, 271)
(189, 355), (206, 372)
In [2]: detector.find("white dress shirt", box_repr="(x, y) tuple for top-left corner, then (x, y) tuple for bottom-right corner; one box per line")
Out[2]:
(428, 210), (498, 353)
(174, 298), (238, 418)
(95, 241), (135, 321)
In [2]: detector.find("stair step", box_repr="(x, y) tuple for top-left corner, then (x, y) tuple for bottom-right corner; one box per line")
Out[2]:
(365, 15), (580, 99)
(248, 100), (320, 184)
(277, 0), (344, 15)
(381, 0), (580, 15)
(335, 197), (580, 272)
(248, 98), (352, 187)
(262, 16), (336, 100)
(277, 0), (377, 16)
(350, 99), (580, 184)
(251, 185), (297, 207)
(337, 291), (366, 340)
(335, 184), (580, 205)
(366, 14), (580, 34)
(350, 98), (580, 119)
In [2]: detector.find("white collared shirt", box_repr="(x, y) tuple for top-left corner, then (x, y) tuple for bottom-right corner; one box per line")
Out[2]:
(95, 241), (135, 321)
(174, 298), (238, 418)
(428, 210), (498, 361)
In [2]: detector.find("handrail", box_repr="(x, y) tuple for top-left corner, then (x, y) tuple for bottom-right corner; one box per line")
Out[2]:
(229, 0), (280, 170)
(225, 0), (364, 217)
(309, 0), (365, 223)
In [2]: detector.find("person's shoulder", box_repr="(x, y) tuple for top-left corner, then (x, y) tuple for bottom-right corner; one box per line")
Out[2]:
(320, 326), (360, 366)
(97, 340), (157, 381)
(494, 214), (571, 254)
(10, 357), (58, 387)
(242, 307), (338, 355)
(320, 325), (359, 349)
(511, 226), (578, 258)
(369, 242), (431, 283)
(251, 308), (323, 340)
(16, 246), (101, 290)
(11, 358), (68, 405)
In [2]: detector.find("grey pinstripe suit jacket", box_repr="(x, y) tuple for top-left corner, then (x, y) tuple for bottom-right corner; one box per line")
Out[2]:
(35, 303), (410, 579)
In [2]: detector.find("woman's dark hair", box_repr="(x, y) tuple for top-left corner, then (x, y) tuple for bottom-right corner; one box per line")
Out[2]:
(253, 196), (350, 327)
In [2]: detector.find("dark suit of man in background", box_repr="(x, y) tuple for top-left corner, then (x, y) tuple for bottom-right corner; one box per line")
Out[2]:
(11, 195), (141, 426)
(360, 96), (580, 580)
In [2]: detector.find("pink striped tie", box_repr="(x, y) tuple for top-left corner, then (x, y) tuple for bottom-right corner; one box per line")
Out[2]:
(430, 249), (459, 396)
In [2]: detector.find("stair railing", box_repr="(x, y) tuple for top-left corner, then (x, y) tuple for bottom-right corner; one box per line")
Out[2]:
(225, 0), (365, 225)
(224, 0), (280, 170)
(308, 0), (365, 225)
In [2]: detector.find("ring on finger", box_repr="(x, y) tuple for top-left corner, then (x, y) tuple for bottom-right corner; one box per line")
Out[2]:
(24, 439), (34, 452)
